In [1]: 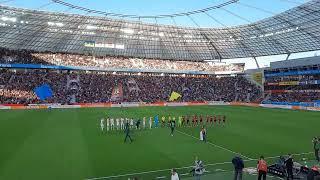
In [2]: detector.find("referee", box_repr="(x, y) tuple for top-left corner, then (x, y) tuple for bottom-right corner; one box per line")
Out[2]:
(170, 119), (176, 136)
(124, 121), (133, 143)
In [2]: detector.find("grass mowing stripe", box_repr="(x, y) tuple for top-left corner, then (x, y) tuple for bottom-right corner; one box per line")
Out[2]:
(176, 130), (254, 160)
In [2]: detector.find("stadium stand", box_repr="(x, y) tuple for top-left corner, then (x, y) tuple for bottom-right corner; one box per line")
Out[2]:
(264, 57), (320, 104)
(0, 69), (261, 104)
(0, 48), (244, 73)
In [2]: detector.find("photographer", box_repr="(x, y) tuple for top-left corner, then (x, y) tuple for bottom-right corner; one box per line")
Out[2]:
(192, 156), (205, 180)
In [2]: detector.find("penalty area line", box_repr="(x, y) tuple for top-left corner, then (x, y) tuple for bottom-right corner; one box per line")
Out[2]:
(176, 130), (254, 160)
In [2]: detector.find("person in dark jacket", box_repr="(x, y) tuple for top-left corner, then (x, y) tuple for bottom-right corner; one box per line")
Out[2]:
(232, 156), (244, 180)
(124, 121), (133, 143)
(285, 154), (294, 180)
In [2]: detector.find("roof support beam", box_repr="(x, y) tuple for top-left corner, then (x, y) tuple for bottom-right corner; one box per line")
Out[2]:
(253, 57), (260, 69)
(286, 53), (291, 61)
(200, 32), (222, 60)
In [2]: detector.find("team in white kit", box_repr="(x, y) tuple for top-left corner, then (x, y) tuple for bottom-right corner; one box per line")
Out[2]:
(100, 116), (153, 132)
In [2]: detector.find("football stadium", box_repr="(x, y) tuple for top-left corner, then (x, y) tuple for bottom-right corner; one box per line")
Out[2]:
(0, 0), (320, 180)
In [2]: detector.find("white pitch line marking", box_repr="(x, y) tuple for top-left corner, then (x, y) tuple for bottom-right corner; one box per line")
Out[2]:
(85, 147), (312, 180)
(176, 130), (254, 160)
(155, 176), (166, 179)
(264, 152), (313, 160)
(180, 173), (189, 176)
(85, 151), (313, 180)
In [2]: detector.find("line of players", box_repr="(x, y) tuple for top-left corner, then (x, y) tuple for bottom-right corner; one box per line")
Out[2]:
(100, 114), (227, 132)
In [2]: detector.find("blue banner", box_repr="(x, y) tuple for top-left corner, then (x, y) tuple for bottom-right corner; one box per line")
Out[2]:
(265, 69), (320, 77)
(262, 101), (316, 107)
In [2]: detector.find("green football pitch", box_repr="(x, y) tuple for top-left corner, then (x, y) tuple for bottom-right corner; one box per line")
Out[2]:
(0, 105), (319, 180)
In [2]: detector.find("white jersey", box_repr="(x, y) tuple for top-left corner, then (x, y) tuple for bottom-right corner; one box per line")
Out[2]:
(100, 119), (105, 127)
(143, 117), (146, 127)
(110, 118), (115, 125)
(116, 119), (120, 126)
(130, 119), (134, 126)
(106, 118), (110, 126)
(149, 117), (152, 128)
(120, 118), (124, 125)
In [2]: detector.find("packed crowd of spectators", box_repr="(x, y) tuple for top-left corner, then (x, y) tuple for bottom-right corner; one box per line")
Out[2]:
(264, 71), (320, 102)
(0, 48), (47, 65)
(264, 74), (320, 84)
(0, 69), (261, 104)
(0, 48), (244, 73)
(268, 92), (320, 102)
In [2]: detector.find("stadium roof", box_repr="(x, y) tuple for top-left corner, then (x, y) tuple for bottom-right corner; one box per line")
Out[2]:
(0, 0), (320, 61)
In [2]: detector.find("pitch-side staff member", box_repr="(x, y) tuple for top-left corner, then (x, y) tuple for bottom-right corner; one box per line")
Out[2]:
(257, 156), (268, 180)
(312, 137), (320, 162)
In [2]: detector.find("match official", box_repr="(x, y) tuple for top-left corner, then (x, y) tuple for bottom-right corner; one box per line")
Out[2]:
(170, 119), (176, 136)
(124, 121), (133, 143)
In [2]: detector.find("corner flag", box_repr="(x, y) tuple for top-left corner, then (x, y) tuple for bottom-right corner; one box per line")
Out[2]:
(169, 91), (182, 101)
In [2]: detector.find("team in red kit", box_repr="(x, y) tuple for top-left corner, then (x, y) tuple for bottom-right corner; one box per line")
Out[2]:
(179, 114), (227, 127)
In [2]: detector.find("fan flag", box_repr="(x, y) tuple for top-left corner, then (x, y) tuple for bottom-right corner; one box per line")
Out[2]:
(169, 91), (182, 101)
(34, 84), (53, 101)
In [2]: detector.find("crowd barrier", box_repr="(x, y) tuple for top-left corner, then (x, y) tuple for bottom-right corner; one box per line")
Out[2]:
(0, 101), (319, 111)
(262, 101), (316, 107)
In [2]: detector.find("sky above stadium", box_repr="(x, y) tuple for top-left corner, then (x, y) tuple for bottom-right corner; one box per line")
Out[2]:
(2, 0), (305, 27)
(1, 0), (318, 69)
